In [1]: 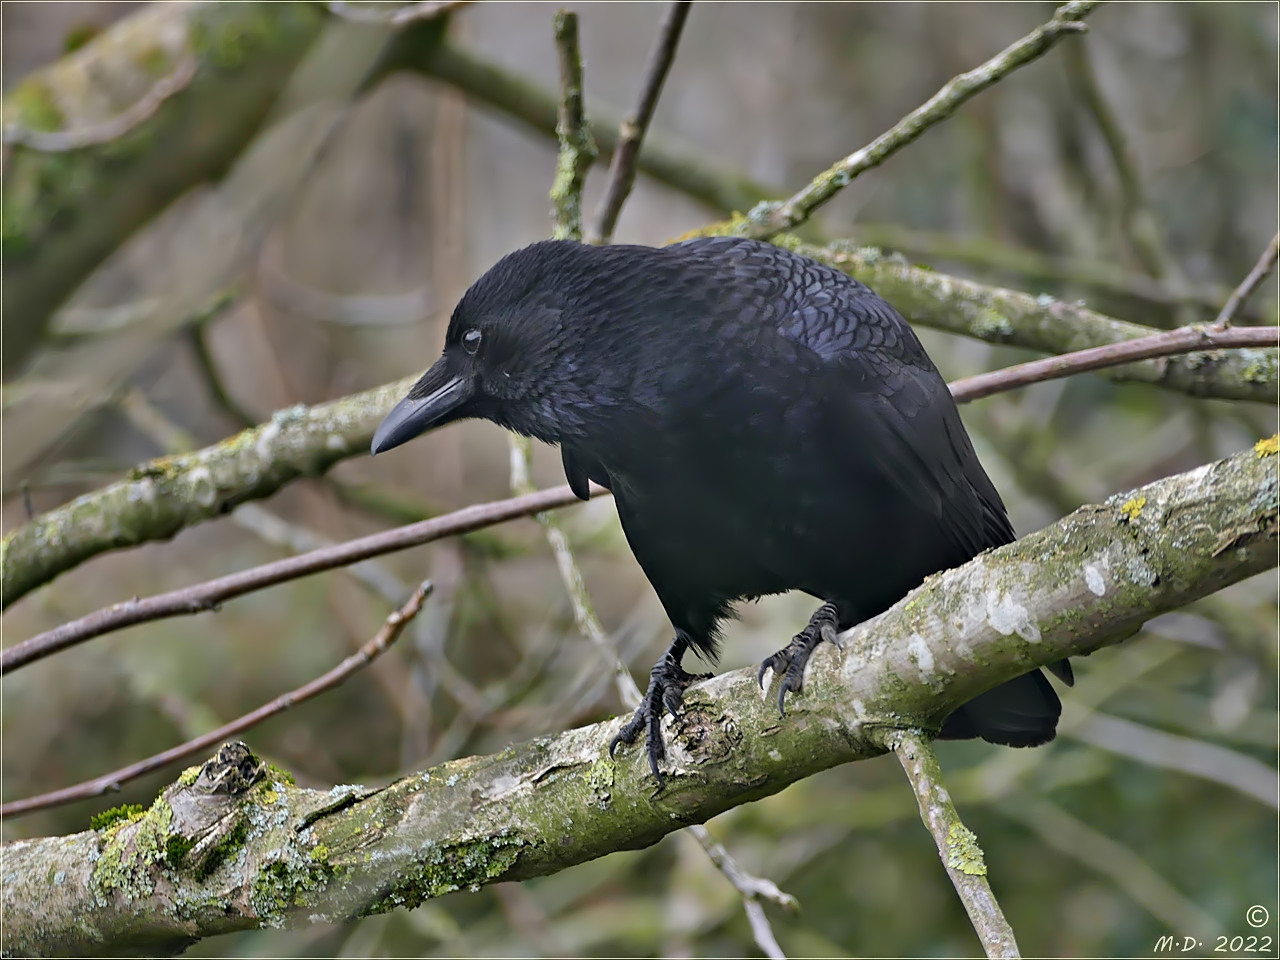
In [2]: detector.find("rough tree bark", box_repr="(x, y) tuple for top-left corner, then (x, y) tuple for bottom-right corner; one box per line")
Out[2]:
(3, 441), (1274, 957)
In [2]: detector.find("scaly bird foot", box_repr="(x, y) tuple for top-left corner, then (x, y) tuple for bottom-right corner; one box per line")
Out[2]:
(758, 601), (842, 715)
(610, 645), (712, 784)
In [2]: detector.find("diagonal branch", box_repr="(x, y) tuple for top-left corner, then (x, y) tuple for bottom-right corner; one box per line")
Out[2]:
(1217, 233), (1280, 328)
(2, 441), (1272, 956)
(0, 582), (432, 819)
(890, 733), (1019, 959)
(0, 484), (604, 675)
(590, 1), (694, 244)
(949, 325), (1279, 403)
(1, 374), (414, 609)
(723, 1), (1100, 239)
(794, 240), (1278, 404)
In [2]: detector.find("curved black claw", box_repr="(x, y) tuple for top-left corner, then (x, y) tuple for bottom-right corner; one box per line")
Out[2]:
(758, 602), (841, 715)
(610, 645), (712, 784)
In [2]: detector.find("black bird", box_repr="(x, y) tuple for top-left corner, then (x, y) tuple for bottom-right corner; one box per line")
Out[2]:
(371, 237), (1071, 778)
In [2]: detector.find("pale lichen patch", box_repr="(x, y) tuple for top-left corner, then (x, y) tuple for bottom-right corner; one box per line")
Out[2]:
(906, 632), (936, 678)
(1083, 564), (1106, 597)
(984, 590), (1041, 643)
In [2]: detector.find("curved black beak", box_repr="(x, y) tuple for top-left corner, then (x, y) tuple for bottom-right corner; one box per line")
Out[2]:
(371, 362), (474, 455)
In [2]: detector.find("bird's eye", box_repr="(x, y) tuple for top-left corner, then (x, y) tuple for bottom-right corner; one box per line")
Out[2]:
(462, 329), (483, 355)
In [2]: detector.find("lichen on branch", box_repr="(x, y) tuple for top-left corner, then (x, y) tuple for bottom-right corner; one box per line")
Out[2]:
(1, 376), (413, 608)
(2, 441), (1274, 956)
(791, 240), (1278, 404)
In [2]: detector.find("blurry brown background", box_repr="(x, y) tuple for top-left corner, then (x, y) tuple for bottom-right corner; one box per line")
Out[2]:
(2, 2), (1277, 956)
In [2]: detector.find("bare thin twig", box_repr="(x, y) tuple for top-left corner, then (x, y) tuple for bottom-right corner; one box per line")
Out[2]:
(514, 7), (644, 708)
(510, 444), (642, 707)
(1062, 38), (1198, 328)
(728, 0), (1099, 239)
(891, 733), (1020, 959)
(1216, 234), (1280, 327)
(590, 1), (693, 244)
(3, 56), (197, 152)
(949, 325), (1280, 403)
(1, 580), (432, 818)
(688, 824), (799, 960)
(549, 10), (597, 241)
(187, 318), (257, 429)
(0, 483), (604, 676)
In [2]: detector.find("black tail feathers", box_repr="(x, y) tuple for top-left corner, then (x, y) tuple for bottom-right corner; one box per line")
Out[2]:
(939, 667), (1065, 748)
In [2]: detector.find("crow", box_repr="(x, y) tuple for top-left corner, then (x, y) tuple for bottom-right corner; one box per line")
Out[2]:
(371, 237), (1071, 779)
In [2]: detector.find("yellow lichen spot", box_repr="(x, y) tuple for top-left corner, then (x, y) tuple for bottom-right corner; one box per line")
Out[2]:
(1254, 435), (1278, 458)
(666, 213), (745, 244)
(945, 822), (987, 877)
(1120, 496), (1147, 522)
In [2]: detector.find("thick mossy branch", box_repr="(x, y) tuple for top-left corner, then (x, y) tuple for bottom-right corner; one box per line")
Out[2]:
(790, 241), (1278, 404)
(0, 377), (413, 608)
(1, 2), (326, 373)
(3, 444), (1275, 956)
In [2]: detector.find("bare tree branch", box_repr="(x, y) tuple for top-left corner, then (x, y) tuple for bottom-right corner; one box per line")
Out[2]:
(1, 484), (604, 675)
(846, 225), (1258, 323)
(949, 325), (1279, 403)
(548, 10), (597, 241)
(1062, 37), (1193, 316)
(389, 39), (775, 216)
(890, 733), (1020, 959)
(687, 823), (799, 960)
(2, 441), (1272, 956)
(719, 1), (1100, 240)
(590, 1), (694, 244)
(3, 56), (199, 152)
(794, 240), (1278, 404)
(1, 582), (432, 819)
(1217, 233), (1280, 327)
(1, 375), (413, 608)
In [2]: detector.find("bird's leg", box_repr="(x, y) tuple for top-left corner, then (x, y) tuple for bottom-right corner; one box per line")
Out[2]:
(758, 601), (842, 715)
(609, 633), (713, 783)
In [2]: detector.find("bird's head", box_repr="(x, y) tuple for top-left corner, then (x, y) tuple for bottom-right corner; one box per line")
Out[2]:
(370, 240), (633, 456)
